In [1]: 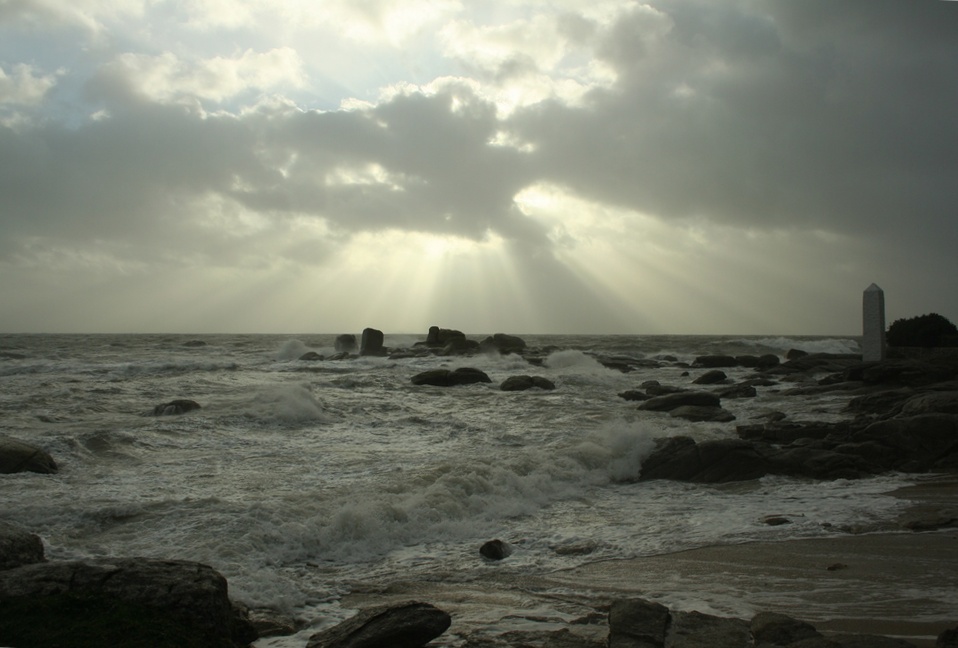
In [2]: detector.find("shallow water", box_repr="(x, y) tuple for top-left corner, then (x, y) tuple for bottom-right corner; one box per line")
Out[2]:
(0, 333), (916, 644)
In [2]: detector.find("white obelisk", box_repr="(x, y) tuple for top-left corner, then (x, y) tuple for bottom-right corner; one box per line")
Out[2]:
(862, 283), (886, 361)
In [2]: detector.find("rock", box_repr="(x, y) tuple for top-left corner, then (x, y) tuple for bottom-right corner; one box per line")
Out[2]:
(763, 516), (792, 526)
(335, 334), (357, 352)
(851, 414), (958, 472)
(693, 370), (727, 385)
(666, 610), (750, 648)
(692, 355), (739, 368)
(500, 375), (556, 391)
(183, 340), (207, 347)
(248, 608), (299, 638)
(152, 399), (201, 416)
(299, 352), (323, 361)
(938, 626), (958, 648)
(638, 391), (721, 412)
(639, 437), (770, 483)
(787, 349), (809, 360)
(645, 384), (688, 396)
(830, 634), (919, 647)
(479, 539), (512, 560)
(899, 391), (958, 416)
(716, 383), (757, 399)
(0, 435), (57, 474)
(669, 405), (735, 422)
(0, 522), (45, 570)
(305, 601), (451, 648)
(411, 367), (492, 387)
(608, 598), (669, 648)
(0, 558), (256, 647)
(425, 326), (466, 347)
(618, 390), (648, 401)
(479, 333), (527, 355)
(360, 328), (386, 356)
(751, 611), (822, 645)
(439, 337), (480, 355)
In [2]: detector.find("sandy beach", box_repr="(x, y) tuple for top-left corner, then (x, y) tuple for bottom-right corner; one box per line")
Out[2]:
(340, 475), (958, 647)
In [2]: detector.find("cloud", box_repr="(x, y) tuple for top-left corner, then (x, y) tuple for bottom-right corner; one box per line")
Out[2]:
(0, 0), (145, 32)
(0, 63), (61, 105)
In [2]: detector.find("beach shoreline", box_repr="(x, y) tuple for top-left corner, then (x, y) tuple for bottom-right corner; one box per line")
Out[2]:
(336, 474), (958, 647)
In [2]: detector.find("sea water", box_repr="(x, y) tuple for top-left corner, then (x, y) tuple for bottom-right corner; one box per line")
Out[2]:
(0, 333), (912, 644)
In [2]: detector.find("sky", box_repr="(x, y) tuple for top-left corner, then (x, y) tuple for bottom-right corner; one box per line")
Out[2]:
(1, 0), (956, 335)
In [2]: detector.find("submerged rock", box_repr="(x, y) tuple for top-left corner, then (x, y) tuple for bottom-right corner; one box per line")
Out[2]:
(306, 601), (451, 648)
(152, 399), (201, 416)
(0, 435), (57, 474)
(411, 367), (492, 387)
(500, 375), (556, 391)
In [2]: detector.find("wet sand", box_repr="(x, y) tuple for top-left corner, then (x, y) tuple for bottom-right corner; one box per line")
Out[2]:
(341, 475), (958, 646)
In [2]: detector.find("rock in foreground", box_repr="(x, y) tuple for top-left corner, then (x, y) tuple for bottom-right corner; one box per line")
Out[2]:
(0, 558), (256, 648)
(306, 601), (451, 648)
(0, 435), (57, 474)
(0, 521), (45, 570)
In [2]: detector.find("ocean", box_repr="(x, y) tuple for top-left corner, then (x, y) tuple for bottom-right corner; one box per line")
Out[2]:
(0, 333), (916, 645)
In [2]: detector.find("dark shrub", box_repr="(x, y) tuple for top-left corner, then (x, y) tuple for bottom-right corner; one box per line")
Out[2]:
(886, 313), (958, 348)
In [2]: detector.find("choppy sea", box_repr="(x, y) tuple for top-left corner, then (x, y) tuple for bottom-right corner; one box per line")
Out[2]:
(0, 333), (917, 644)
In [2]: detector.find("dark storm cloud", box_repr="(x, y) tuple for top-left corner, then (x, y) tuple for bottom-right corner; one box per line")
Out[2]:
(510, 0), (958, 256)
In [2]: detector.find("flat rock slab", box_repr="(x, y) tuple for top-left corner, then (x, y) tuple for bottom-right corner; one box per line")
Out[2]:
(306, 601), (451, 648)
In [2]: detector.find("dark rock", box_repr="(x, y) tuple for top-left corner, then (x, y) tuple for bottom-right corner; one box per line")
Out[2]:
(618, 390), (649, 401)
(500, 375), (556, 391)
(767, 354), (862, 377)
(669, 405), (735, 423)
(938, 626), (958, 648)
(0, 558), (256, 648)
(425, 326), (466, 347)
(153, 399), (201, 416)
(666, 609), (749, 648)
(751, 611), (822, 645)
(299, 352), (323, 361)
(608, 598), (669, 648)
(305, 601), (451, 648)
(335, 334), (357, 352)
(360, 328), (386, 356)
(899, 391), (958, 416)
(692, 355), (739, 368)
(851, 414), (958, 472)
(787, 349), (809, 360)
(0, 435), (57, 474)
(479, 539), (512, 560)
(411, 367), (492, 387)
(183, 340), (207, 347)
(639, 437), (770, 483)
(327, 352), (352, 361)
(757, 354), (782, 369)
(638, 391), (720, 412)
(0, 522), (45, 570)
(737, 421), (851, 445)
(763, 516), (791, 526)
(716, 383), (757, 399)
(439, 337), (480, 355)
(645, 384), (688, 396)
(830, 634), (918, 647)
(479, 333), (527, 355)
(248, 608), (299, 638)
(693, 370), (727, 385)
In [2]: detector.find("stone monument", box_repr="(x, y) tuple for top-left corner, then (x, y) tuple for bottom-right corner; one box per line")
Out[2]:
(862, 283), (886, 361)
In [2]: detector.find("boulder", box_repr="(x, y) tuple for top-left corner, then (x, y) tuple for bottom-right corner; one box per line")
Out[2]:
(608, 598), (669, 648)
(0, 558), (256, 648)
(411, 367), (492, 387)
(750, 611), (821, 645)
(667, 610), (750, 648)
(693, 370), (727, 385)
(359, 328), (386, 356)
(618, 390), (648, 401)
(0, 435), (57, 474)
(299, 352), (323, 361)
(639, 437), (770, 483)
(480, 333), (527, 355)
(306, 601), (451, 648)
(500, 375), (556, 391)
(692, 355), (738, 368)
(479, 539), (513, 560)
(425, 326), (466, 347)
(335, 334), (357, 352)
(638, 391), (720, 412)
(152, 399), (201, 416)
(716, 383), (757, 399)
(0, 522), (45, 570)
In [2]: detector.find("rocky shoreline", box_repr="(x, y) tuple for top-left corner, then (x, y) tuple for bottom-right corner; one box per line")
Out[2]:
(3, 337), (958, 647)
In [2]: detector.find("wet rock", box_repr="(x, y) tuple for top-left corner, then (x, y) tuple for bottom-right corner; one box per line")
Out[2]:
(667, 609), (749, 648)
(411, 367), (492, 387)
(0, 435), (57, 474)
(639, 437), (769, 483)
(299, 352), (323, 361)
(693, 369), (727, 385)
(608, 598), (669, 648)
(938, 626), (958, 648)
(618, 390), (648, 401)
(669, 405), (735, 423)
(359, 328), (386, 356)
(0, 522), (45, 570)
(692, 355), (739, 368)
(638, 391), (720, 412)
(152, 399), (201, 416)
(0, 558), (256, 647)
(716, 383), (758, 399)
(751, 611), (822, 645)
(306, 601), (451, 648)
(479, 333), (527, 355)
(479, 539), (513, 560)
(500, 375), (556, 391)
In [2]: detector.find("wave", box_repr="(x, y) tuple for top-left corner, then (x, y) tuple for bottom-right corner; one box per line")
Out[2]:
(738, 336), (861, 355)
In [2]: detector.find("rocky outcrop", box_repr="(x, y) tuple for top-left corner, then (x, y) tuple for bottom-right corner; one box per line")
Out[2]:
(670, 405), (736, 423)
(306, 601), (451, 648)
(152, 399), (201, 416)
(638, 391), (721, 412)
(692, 355), (739, 368)
(480, 333), (527, 355)
(0, 435), (57, 474)
(411, 367), (492, 387)
(639, 437), (770, 483)
(0, 522), (45, 570)
(360, 328), (386, 356)
(500, 375), (556, 391)
(0, 558), (256, 647)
